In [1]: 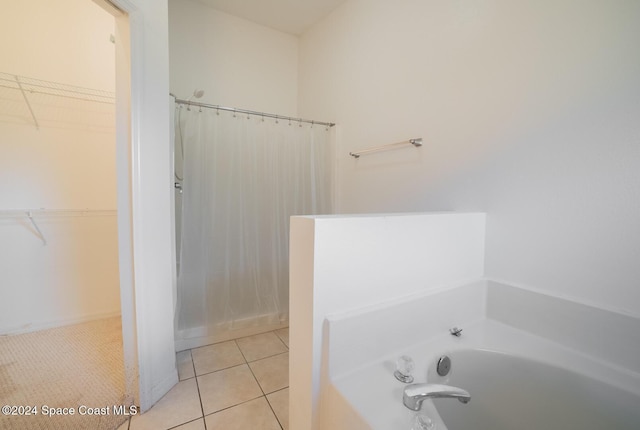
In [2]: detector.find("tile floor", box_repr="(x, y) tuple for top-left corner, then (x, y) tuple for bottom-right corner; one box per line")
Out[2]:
(117, 328), (290, 430)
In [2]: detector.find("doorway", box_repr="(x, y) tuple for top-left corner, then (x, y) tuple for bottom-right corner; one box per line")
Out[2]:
(0, 0), (131, 428)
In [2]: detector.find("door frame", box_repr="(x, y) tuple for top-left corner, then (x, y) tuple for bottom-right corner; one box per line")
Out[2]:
(97, 0), (178, 411)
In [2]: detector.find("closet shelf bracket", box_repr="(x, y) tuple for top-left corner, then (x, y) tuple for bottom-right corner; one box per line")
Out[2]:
(15, 75), (40, 130)
(26, 211), (47, 245)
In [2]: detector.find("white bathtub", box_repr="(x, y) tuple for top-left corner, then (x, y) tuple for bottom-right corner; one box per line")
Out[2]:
(324, 282), (640, 430)
(429, 348), (640, 430)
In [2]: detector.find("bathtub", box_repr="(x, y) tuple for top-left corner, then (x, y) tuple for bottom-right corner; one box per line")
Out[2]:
(324, 283), (640, 430)
(428, 348), (640, 430)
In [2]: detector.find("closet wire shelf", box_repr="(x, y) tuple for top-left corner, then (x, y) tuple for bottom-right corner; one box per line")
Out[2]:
(0, 72), (115, 131)
(0, 209), (117, 245)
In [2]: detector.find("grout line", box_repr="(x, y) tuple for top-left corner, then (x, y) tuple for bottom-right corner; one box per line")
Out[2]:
(245, 350), (289, 364)
(235, 338), (249, 364)
(267, 386), (289, 395)
(202, 394), (264, 417)
(190, 348), (208, 430)
(234, 339), (255, 379)
(236, 339), (267, 395)
(236, 336), (285, 429)
(273, 329), (289, 350)
(183, 332), (289, 427)
(197, 362), (249, 379)
(190, 329), (289, 363)
(265, 392), (285, 430)
(166, 416), (203, 430)
(251, 371), (266, 396)
(193, 360), (248, 378)
(231, 327), (290, 343)
(178, 350), (196, 381)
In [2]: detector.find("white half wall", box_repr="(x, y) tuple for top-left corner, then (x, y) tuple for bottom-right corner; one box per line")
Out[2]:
(289, 212), (486, 430)
(298, 0), (640, 315)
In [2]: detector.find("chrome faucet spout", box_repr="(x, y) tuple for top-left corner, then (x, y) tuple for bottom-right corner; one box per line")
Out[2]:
(403, 383), (471, 411)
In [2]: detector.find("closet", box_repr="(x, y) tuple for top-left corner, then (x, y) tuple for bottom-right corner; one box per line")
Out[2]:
(0, 1), (127, 429)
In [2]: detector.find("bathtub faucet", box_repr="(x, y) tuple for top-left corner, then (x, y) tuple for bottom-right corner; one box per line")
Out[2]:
(403, 383), (471, 411)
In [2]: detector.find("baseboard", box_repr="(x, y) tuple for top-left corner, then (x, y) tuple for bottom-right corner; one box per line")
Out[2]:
(142, 369), (179, 413)
(175, 321), (289, 352)
(0, 310), (122, 336)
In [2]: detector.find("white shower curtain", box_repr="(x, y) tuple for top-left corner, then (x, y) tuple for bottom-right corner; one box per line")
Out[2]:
(175, 106), (332, 345)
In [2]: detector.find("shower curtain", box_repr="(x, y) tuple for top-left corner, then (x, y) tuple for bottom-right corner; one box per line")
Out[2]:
(175, 106), (332, 345)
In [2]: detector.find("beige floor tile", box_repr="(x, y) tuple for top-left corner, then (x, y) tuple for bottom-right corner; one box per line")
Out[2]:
(116, 417), (130, 430)
(129, 379), (202, 430)
(249, 352), (289, 394)
(274, 327), (289, 348)
(205, 397), (281, 430)
(267, 388), (289, 430)
(198, 364), (263, 415)
(177, 350), (195, 380)
(236, 332), (287, 362)
(191, 340), (246, 375)
(172, 418), (206, 430)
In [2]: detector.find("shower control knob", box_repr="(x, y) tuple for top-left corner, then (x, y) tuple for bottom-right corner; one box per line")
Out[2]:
(394, 355), (415, 383)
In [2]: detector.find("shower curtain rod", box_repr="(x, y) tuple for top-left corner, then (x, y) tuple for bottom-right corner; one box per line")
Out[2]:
(172, 96), (335, 128)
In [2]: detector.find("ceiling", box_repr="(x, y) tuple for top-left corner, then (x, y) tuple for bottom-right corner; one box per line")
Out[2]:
(195, 0), (348, 35)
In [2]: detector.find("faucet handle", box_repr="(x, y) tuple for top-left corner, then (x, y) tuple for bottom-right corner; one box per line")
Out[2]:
(394, 355), (415, 383)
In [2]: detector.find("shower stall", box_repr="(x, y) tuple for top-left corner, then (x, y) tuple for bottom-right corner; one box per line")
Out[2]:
(173, 96), (334, 350)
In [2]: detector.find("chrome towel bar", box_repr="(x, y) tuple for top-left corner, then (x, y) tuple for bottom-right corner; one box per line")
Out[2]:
(349, 138), (422, 159)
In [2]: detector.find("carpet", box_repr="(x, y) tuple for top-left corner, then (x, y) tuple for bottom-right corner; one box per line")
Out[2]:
(0, 317), (128, 430)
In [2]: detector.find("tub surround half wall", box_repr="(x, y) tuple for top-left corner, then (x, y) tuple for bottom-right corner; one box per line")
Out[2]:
(289, 212), (487, 430)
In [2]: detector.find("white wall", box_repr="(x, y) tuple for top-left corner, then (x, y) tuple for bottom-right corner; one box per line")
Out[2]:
(168, 0), (299, 117)
(1, 0), (116, 90)
(0, 0), (119, 333)
(298, 0), (640, 315)
(290, 212), (486, 430)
